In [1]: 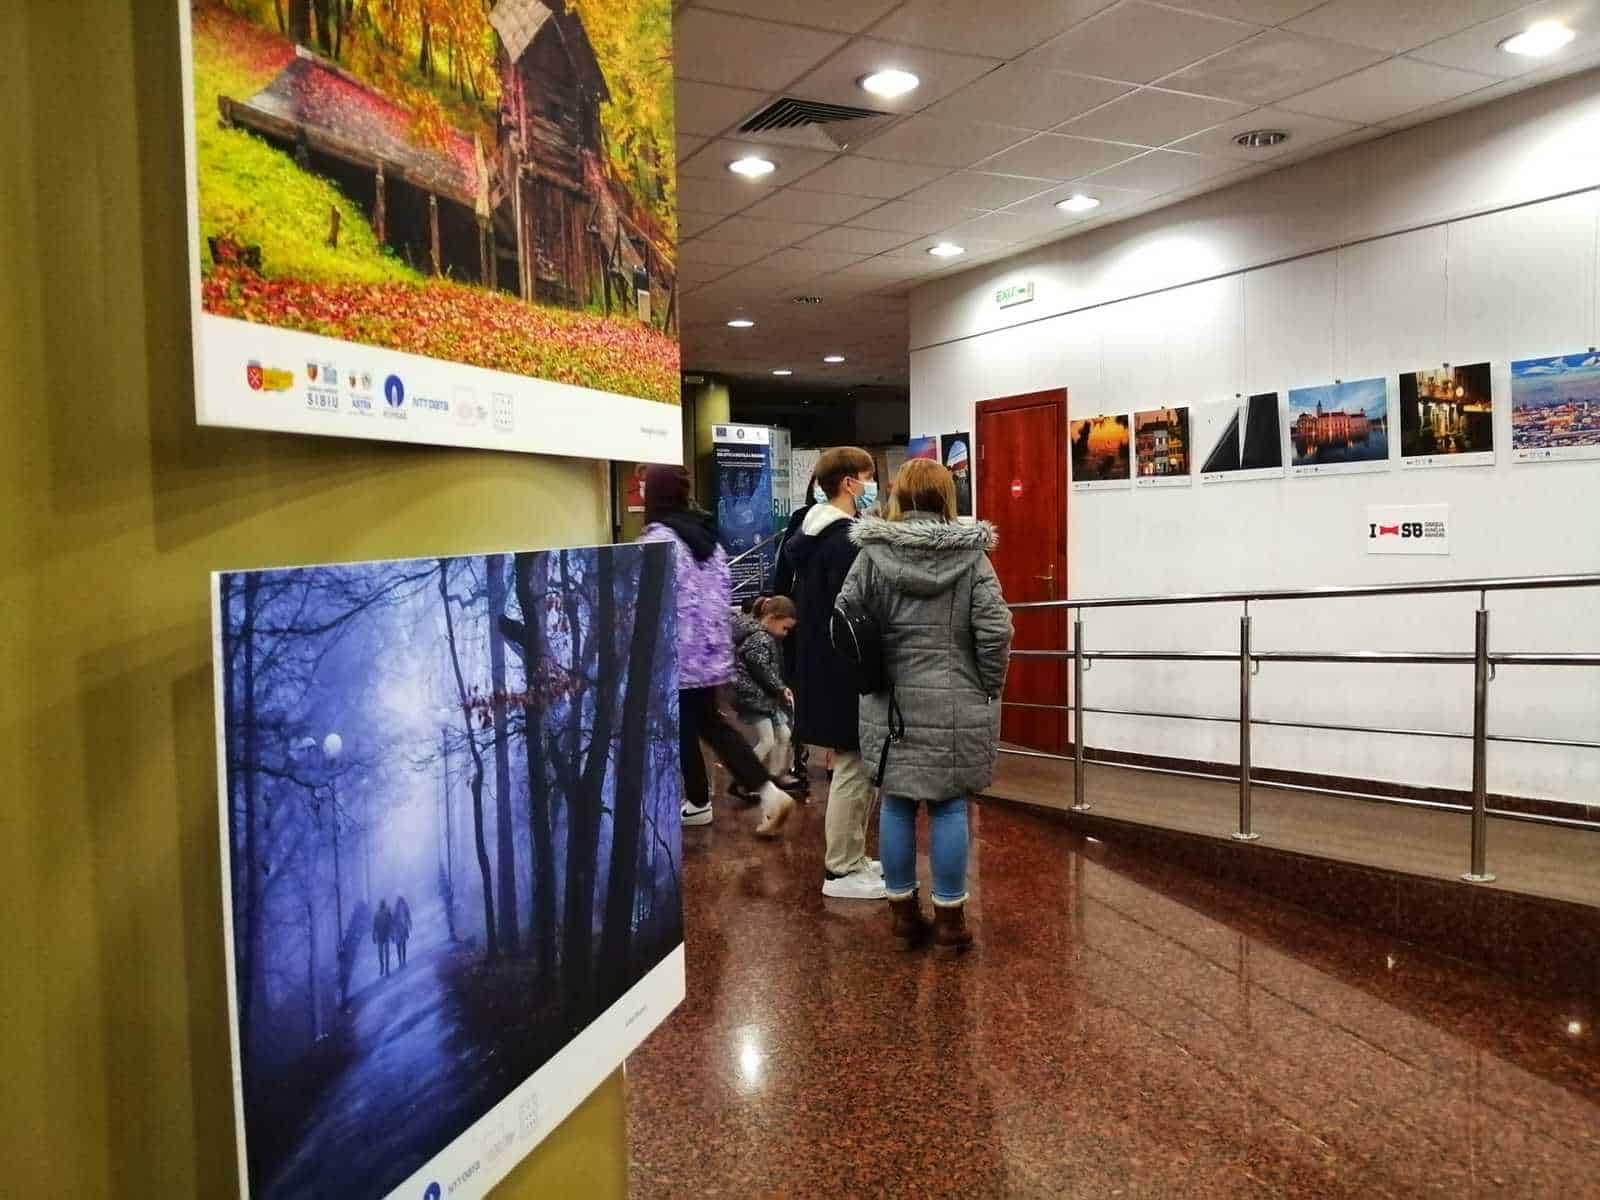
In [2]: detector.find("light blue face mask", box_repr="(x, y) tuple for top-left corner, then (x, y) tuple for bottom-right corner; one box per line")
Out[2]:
(854, 479), (879, 513)
(811, 482), (826, 505)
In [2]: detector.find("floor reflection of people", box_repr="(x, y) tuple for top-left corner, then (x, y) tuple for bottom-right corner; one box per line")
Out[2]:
(373, 898), (393, 978)
(393, 896), (412, 969)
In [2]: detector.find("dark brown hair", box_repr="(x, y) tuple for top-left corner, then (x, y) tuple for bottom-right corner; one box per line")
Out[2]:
(814, 446), (875, 499)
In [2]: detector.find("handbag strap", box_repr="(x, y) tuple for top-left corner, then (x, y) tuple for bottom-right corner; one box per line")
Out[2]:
(872, 684), (905, 789)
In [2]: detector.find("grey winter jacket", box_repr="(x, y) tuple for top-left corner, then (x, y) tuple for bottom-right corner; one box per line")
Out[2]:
(731, 613), (787, 720)
(838, 513), (1013, 799)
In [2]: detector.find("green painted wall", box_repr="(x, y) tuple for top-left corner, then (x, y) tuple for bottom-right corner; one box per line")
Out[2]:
(1, 2), (630, 1195)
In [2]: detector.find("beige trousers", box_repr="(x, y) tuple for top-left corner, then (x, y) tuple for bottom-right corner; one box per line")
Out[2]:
(823, 750), (874, 876)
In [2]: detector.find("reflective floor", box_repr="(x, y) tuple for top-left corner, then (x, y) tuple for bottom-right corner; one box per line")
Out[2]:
(626, 791), (1600, 1198)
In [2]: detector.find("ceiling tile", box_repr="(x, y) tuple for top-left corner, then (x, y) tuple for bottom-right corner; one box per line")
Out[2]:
(1059, 86), (1253, 146)
(673, 9), (849, 90)
(1002, 180), (1158, 219)
(870, 0), (1121, 61)
(924, 64), (1132, 131)
(900, 170), (1059, 209)
(675, 260), (737, 289)
(853, 116), (1033, 167)
(681, 240), (773, 268)
(1284, 0), (1527, 54)
(1158, 29), (1389, 103)
(796, 156), (951, 198)
(695, 215), (831, 248)
(978, 132), (1145, 180)
(692, 0), (902, 34)
(1408, 0), (1600, 77)
(941, 208), (1082, 242)
(849, 198), (987, 234)
(1024, 1), (1261, 84)
(1083, 148), (1242, 191)
(677, 172), (778, 215)
(1376, 76), (1522, 130)
(677, 134), (709, 162)
(677, 209), (725, 238)
(800, 226), (921, 254)
(1277, 57), (1498, 124)
(1155, 0), (1324, 21)
(678, 138), (837, 181)
(786, 39), (1000, 115)
(1169, 106), (1360, 160)
(674, 80), (769, 137)
(741, 188), (886, 224)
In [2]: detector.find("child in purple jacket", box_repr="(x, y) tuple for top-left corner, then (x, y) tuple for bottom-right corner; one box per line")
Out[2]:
(638, 464), (794, 837)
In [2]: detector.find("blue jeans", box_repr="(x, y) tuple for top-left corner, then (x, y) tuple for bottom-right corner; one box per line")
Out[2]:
(879, 795), (969, 905)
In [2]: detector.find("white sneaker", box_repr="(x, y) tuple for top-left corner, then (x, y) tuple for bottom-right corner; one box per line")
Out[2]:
(822, 869), (888, 901)
(682, 801), (713, 827)
(863, 858), (883, 877)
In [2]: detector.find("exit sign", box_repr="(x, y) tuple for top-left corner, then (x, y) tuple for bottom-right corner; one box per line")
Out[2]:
(995, 281), (1034, 308)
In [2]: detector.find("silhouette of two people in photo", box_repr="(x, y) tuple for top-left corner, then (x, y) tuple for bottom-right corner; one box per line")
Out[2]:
(372, 896), (412, 979)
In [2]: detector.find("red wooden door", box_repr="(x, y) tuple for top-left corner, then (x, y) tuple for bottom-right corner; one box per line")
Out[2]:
(977, 390), (1068, 754)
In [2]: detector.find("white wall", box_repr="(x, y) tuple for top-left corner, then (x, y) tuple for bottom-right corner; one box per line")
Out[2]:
(910, 71), (1600, 806)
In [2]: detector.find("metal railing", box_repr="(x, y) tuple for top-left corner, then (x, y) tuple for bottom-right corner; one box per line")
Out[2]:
(1002, 572), (1600, 883)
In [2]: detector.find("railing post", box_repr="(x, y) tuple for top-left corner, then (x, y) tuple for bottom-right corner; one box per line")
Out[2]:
(1463, 602), (1496, 882)
(1234, 606), (1259, 841)
(1071, 616), (1090, 812)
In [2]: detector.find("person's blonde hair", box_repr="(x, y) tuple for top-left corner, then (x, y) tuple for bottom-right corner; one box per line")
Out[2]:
(888, 458), (957, 521)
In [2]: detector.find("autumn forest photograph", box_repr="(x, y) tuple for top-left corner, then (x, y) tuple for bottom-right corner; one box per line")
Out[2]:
(188, 0), (680, 404)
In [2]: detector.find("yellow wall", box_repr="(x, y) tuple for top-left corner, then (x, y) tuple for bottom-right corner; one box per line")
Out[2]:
(1, 2), (629, 1194)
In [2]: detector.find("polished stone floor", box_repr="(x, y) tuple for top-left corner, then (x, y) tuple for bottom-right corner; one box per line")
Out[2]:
(625, 792), (1600, 1198)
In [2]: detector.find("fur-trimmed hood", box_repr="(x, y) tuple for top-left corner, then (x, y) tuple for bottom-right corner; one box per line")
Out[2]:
(850, 513), (998, 597)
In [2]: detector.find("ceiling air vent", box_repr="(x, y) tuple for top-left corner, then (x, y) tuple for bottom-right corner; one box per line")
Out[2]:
(738, 97), (896, 151)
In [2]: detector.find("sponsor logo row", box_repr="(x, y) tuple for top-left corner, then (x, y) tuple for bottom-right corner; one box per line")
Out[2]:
(246, 360), (515, 433)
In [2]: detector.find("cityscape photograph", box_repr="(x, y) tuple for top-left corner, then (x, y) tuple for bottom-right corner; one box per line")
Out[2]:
(1511, 352), (1600, 459)
(1287, 379), (1389, 469)
(1400, 363), (1494, 460)
(1134, 407), (1190, 479)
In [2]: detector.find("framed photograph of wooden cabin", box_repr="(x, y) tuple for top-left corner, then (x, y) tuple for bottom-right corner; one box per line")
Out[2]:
(179, 0), (680, 462)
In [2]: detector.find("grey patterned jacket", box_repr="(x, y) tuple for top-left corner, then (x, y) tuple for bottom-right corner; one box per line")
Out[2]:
(838, 513), (1013, 800)
(732, 613), (788, 721)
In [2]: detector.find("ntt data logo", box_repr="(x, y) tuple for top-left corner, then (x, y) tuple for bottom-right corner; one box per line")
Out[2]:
(384, 374), (406, 408)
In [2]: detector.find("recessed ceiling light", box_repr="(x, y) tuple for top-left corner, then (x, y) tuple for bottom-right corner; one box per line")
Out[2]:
(1234, 129), (1289, 149)
(860, 69), (920, 99)
(1500, 21), (1575, 56)
(728, 156), (776, 178)
(1568, 1019), (1585, 1036)
(823, 355), (846, 364)
(928, 242), (965, 258)
(1056, 193), (1101, 214)
(772, 368), (793, 376)
(727, 318), (755, 328)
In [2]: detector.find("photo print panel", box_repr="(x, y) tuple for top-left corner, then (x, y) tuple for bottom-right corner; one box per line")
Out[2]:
(1196, 393), (1284, 484)
(1399, 363), (1494, 469)
(1070, 414), (1133, 491)
(1287, 379), (1392, 477)
(179, 0), (681, 462)
(1133, 407), (1193, 488)
(211, 545), (685, 1200)
(941, 433), (973, 517)
(906, 436), (941, 462)
(1510, 351), (1600, 463)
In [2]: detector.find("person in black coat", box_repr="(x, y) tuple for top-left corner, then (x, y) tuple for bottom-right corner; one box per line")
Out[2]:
(784, 448), (886, 901)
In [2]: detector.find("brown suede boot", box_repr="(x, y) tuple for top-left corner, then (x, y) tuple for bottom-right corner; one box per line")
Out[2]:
(932, 902), (973, 959)
(888, 893), (931, 951)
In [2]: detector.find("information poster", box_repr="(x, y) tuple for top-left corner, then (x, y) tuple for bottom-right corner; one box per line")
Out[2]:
(1070, 414), (1132, 491)
(179, 0), (681, 462)
(792, 446), (821, 508)
(1197, 393), (1284, 483)
(1134, 407), (1192, 488)
(212, 546), (684, 1200)
(1399, 363), (1494, 469)
(715, 424), (777, 598)
(1510, 351), (1600, 463)
(1287, 379), (1391, 477)
(941, 433), (973, 517)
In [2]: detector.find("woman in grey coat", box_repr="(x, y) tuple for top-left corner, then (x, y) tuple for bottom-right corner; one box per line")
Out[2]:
(837, 459), (1013, 956)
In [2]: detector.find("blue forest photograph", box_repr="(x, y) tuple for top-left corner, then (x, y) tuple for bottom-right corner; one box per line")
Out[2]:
(215, 544), (681, 1199)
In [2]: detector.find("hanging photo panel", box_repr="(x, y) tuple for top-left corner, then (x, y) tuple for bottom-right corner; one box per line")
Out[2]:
(1510, 351), (1600, 463)
(1196, 393), (1284, 484)
(906, 435), (941, 462)
(941, 433), (974, 517)
(1133, 407), (1193, 488)
(1399, 363), (1494, 469)
(212, 545), (685, 1200)
(1287, 379), (1392, 477)
(179, 0), (681, 461)
(1070, 414), (1132, 491)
